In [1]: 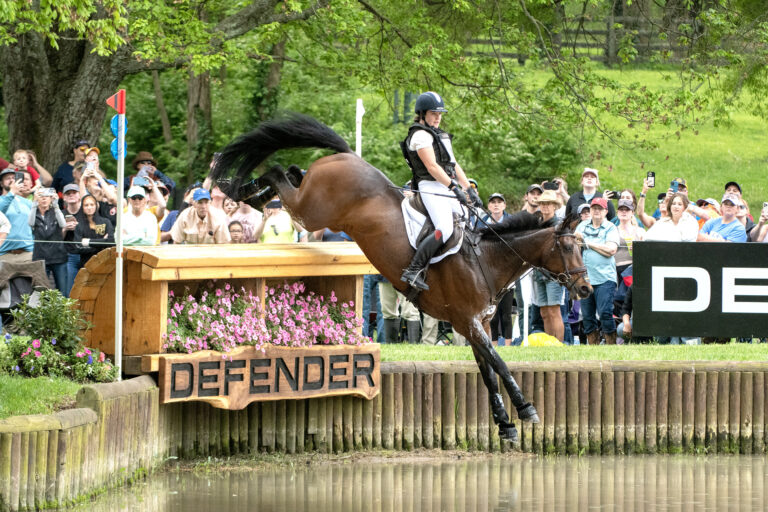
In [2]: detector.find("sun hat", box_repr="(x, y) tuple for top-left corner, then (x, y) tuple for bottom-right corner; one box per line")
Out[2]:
(537, 190), (561, 205)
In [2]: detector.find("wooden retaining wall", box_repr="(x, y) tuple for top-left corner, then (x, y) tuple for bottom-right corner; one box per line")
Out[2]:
(4, 361), (768, 510)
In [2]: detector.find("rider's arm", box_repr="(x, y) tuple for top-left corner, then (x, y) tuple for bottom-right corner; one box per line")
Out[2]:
(453, 164), (471, 190)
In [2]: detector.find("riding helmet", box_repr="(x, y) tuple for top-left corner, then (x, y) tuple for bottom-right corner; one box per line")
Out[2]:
(414, 92), (448, 113)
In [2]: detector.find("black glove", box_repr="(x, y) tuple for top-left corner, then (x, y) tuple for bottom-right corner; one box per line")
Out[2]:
(449, 180), (467, 206)
(467, 186), (483, 208)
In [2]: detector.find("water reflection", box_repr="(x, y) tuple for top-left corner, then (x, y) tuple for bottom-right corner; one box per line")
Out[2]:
(73, 455), (768, 511)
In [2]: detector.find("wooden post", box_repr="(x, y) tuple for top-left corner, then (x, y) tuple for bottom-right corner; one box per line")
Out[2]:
(523, 371), (537, 453)
(740, 372), (753, 454)
(382, 373), (394, 450)
(544, 371), (557, 454)
(276, 401), (288, 454)
(729, 372), (741, 454)
(683, 372), (696, 453)
(455, 373), (467, 449)
(657, 372), (669, 454)
(46, 430), (58, 505)
(262, 401), (276, 453)
(363, 394), (373, 449)
(333, 396), (344, 453)
(693, 372), (707, 452)
(413, 372), (422, 449)
(403, 373), (414, 451)
(578, 371), (589, 453)
(717, 371), (729, 453)
(705, 372), (718, 452)
(393, 373), (403, 450)
(477, 372), (489, 452)
(566, 371), (579, 455)
(669, 371), (683, 454)
(588, 371), (602, 454)
(0, 432), (12, 507)
(634, 372), (645, 454)
(373, 391), (382, 449)
(353, 398), (363, 451)
(441, 372), (456, 450)
(287, 400), (297, 454)
(466, 372), (478, 450)
(239, 406), (249, 454)
(614, 372), (625, 455)
(624, 371), (635, 455)
(423, 373), (434, 449)
(342, 397), (354, 452)
(315, 398), (327, 452)
(296, 399), (306, 454)
(645, 371), (657, 454)
(601, 372), (615, 455)
(182, 402), (196, 458)
(555, 371), (567, 454)
(754, 372), (764, 454)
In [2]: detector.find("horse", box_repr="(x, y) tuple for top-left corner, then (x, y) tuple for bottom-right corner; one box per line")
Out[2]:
(210, 114), (593, 443)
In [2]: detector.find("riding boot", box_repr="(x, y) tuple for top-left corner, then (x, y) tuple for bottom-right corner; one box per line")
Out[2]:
(401, 231), (444, 291)
(382, 318), (401, 344)
(604, 332), (617, 345)
(586, 330), (601, 346)
(406, 320), (421, 344)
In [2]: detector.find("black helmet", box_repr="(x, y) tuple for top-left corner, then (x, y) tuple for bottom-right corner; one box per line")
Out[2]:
(414, 92), (448, 113)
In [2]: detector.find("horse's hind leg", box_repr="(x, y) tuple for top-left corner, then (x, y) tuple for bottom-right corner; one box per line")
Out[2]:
(470, 345), (519, 443)
(286, 164), (304, 187)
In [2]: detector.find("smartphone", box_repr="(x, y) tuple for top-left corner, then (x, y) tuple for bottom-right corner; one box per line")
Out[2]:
(137, 167), (150, 178)
(647, 171), (655, 188)
(13, 171), (24, 182)
(670, 180), (679, 194)
(65, 214), (75, 221)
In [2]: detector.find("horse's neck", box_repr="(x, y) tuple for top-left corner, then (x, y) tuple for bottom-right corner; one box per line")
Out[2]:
(484, 229), (547, 287)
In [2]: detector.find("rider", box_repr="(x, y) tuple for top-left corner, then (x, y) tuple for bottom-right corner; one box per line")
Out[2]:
(400, 91), (482, 291)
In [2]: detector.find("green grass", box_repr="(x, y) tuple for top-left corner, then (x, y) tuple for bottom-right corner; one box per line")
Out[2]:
(380, 343), (768, 362)
(0, 375), (82, 420)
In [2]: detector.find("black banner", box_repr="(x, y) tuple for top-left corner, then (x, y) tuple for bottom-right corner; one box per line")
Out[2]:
(633, 241), (768, 337)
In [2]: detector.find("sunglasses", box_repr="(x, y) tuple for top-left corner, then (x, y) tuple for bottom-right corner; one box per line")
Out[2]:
(129, 196), (144, 201)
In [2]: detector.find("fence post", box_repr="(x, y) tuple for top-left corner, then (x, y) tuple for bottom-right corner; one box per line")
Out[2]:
(606, 14), (617, 66)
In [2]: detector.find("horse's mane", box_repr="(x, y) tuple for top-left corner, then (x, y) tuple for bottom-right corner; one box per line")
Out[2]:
(478, 211), (557, 240)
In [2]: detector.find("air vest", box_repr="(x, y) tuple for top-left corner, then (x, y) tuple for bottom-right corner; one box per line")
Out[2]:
(400, 123), (456, 189)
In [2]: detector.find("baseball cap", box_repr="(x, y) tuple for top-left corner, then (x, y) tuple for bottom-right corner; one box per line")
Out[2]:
(617, 199), (634, 211)
(488, 193), (505, 202)
(673, 177), (687, 187)
(127, 186), (146, 199)
(73, 139), (90, 149)
(582, 167), (599, 178)
(84, 147), (100, 156)
(193, 188), (212, 201)
(526, 184), (543, 194)
(724, 181), (742, 193)
(590, 197), (608, 209)
(0, 168), (15, 179)
(577, 204), (591, 214)
(63, 184), (80, 194)
(721, 193), (741, 206)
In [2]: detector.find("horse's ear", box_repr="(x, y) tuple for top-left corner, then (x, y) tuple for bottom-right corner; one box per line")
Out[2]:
(558, 212), (580, 233)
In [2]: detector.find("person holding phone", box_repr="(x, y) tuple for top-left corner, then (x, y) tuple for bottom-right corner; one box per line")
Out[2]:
(60, 183), (82, 295)
(565, 168), (616, 221)
(28, 187), (68, 295)
(169, 188), (230, 244)
(126, 151), (176, 192)
(254, 197), (307, 243)
(0, 168), (34, 262)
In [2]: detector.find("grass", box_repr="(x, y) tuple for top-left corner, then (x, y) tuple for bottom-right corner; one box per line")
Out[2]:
(0, 374), (82, 420)
(380, 343), (768, 362)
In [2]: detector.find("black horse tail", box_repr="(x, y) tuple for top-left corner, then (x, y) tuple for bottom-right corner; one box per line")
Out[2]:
(210, 113), (352, 186)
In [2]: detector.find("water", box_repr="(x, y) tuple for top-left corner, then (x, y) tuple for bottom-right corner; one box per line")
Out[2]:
(73, 455), (768, 511)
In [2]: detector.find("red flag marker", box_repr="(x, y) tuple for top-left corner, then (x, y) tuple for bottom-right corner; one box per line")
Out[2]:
(106, 89), (126, 114)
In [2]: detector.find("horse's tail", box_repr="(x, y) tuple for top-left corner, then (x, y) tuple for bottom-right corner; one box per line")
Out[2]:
(210, 113), (351, 185)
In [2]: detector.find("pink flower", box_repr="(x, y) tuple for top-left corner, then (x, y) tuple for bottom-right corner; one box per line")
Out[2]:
(99, 352), (106, 362)
(32, 339), (41, 348)
(34, 350), (41, 358)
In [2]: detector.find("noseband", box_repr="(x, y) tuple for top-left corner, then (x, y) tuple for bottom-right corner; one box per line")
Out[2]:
(533, 233), (587, 293)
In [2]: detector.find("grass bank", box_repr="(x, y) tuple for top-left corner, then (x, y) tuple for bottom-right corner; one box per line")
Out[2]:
(0, 375), (81, 420)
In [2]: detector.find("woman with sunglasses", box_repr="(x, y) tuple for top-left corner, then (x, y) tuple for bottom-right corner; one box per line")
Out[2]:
(72, 194), (115, 266)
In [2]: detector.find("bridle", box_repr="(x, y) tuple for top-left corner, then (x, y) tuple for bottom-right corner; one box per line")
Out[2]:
(534, 232), (588, 294)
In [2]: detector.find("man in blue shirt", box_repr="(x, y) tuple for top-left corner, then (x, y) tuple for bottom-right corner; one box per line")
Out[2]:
(574, 197), (621, 345)
(698, 193), (747, 243)
(0, 169), (34, 262)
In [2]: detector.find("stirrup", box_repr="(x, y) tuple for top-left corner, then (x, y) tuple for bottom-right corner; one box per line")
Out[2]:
(401, 268), (430, 291)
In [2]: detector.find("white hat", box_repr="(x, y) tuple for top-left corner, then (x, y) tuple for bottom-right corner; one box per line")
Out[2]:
(127, 186), (146, 198)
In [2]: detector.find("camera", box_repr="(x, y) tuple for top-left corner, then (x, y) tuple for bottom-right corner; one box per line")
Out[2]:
(646, 171), (655, 188)
(605, 190), (620, 199)
(670, 180), (679, 194)
(542, 181), (559, 191)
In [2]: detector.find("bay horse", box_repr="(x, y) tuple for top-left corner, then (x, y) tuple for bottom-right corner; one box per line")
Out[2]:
(210, 114), (593, 443)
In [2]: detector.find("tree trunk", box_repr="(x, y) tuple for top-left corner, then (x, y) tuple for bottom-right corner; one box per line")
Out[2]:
(0, 33), (131, 170)
(186, 70), (213, 185)
(153, 70), (174, 146)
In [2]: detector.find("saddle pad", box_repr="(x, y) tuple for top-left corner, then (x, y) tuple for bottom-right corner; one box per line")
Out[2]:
(401, 197), (464, 264)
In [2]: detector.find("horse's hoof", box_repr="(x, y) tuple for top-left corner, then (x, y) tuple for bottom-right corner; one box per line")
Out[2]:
(499, 425), (519, 443)
(517, 403), (540, 423)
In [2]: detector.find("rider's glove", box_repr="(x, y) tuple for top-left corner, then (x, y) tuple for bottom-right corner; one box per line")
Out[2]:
(467, 186), (483, 208)
(449, 180), (467, 206)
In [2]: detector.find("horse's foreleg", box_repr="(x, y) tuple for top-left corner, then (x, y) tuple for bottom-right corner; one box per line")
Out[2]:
(468, 320), (540, 424)
(470, 345), (519, 443)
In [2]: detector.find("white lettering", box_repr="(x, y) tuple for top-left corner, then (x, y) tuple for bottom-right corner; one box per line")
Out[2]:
(651, 266), (710, 312)
(722, 268), (768, 314)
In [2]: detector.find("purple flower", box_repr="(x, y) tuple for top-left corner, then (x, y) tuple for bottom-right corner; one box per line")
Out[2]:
(87, 355), (93, 365)
(4, 333), (11, 342)
(50, 338), (57, 345)
(13, 365), (19, 372)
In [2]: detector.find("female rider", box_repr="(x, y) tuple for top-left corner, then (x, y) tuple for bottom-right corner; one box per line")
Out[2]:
(400, 91), (481, 291)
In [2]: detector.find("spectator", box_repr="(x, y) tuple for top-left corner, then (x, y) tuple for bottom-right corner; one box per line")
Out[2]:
(126, 151), (175, 192)
(228, 202), (264, 243)
(154, 181), (171, 226)
(254, 199), (307, 243)
(312, 228), (350, 242)
(28, 188), (68, 295)
(79, 163), (117, 207)
(736, 199), (756, 238)
(378, 280), (420, 344)
(52, 139), (89, 193)
(160, 182), (201, 242)
(566, 168), (616, 220)
(614, 199), (644, 276)
(72, 195), (115, 266)
(482, 193), (515, 345)
(0, 169), (34, 262)
(16, 169), (35, 199)
(751, 202), (768, 242)
(0, 211), (10, 246)
(128, 176), (166, 223)
(694, 198), (721, 229)
(577, 203), (591, 222)
(645, 193), (699, 242)
(121, 186), (159, 246)
(574, 197), (620, 345)
(228, 221), (245, 243)
(552, 176), (570, 212)
(1, 149), (51, 189)
(170, 188), (230, 244)
(724, 181), (752, 222)
(223, 197), (238, 216)
(521, 184), (542, 214)
(531, 190), (566, 341)
(61, 184), (82, 295)
(362, 274), (385, 342)
(697, 194), (747, 243)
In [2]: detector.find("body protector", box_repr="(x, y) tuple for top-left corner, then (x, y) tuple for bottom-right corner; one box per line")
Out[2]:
(400, 123), (457, 189)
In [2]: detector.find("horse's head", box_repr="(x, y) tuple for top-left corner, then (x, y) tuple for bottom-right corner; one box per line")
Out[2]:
(537, 213), (593, 300)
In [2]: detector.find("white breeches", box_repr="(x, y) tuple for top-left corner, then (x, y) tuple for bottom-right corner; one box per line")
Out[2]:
(418, 180), (464, 240)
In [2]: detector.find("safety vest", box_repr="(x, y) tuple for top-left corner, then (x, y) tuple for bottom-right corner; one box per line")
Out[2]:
(400, 123), (456, 189)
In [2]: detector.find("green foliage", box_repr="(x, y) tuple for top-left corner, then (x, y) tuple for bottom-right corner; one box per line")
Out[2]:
(10, 290), (88, 353)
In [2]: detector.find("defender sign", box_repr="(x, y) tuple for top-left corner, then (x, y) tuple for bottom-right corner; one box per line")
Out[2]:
(633, 242), (768, 337)
(158, 344), (380, 409)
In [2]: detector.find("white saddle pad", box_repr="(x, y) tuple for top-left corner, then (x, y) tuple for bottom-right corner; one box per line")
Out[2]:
(401, 198), (464, 264)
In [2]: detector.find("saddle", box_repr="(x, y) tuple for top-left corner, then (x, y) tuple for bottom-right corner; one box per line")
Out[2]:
(401, 193), (465, 264)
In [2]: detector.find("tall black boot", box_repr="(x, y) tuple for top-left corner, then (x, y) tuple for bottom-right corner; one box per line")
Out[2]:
(406, 320), (421, 344)
(400, 231), (444, 291)
(382, 318), (401, 344)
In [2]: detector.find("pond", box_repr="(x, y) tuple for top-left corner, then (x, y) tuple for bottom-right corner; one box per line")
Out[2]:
(73, 454), (767, 511)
